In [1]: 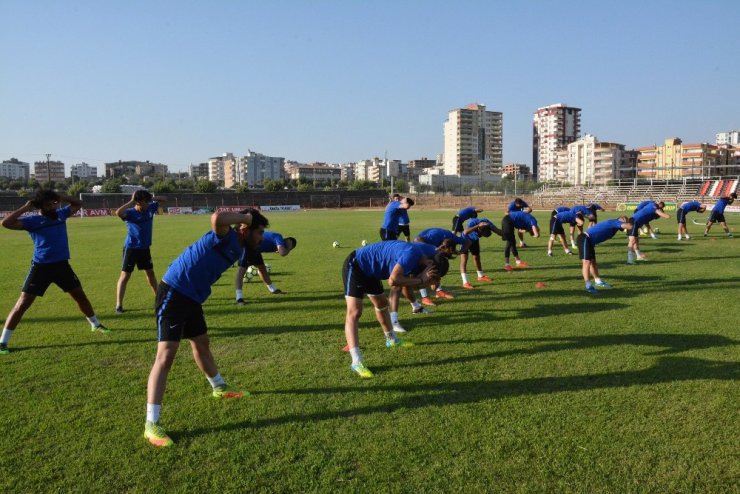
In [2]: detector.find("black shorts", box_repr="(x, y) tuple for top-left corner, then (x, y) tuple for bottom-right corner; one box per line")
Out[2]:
(577, 234), (596, 261)
(155, 282), (207, 342)
(122, 247), (153, 272)
(501, 215), (516, 243)
(549, 216), (565, 236)
(468, 239), (481, 256)
(342, 252), (384, 299)
(628, 217), (641, 237)
(452, 215), (465, 233)
(379, 228), (398, 241)
(676, 208), (687, 225)
(397, 224), (410, 237)
(238, 248), (264, 268)
(708, 211), (726, 223)
(22, 261), (82, 296)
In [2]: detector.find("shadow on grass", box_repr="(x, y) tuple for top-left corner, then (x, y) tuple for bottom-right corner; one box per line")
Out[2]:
(180, 354), (739, 437)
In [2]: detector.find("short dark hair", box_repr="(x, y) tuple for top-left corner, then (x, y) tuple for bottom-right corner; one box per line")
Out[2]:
(405, 197), (415, 207)
(134, 190), (153, 202)
(514, 198), (524, 206)
(432, 254), (449, 278)
(240, 208), (269, 229)
(391, 193), (401, 200)
(479, 224), (492, 237)
(31, 189), (60, 208)
(285, 237), (297, 250)
(730, 192), (737, 200)
(657, 201), (665, 209)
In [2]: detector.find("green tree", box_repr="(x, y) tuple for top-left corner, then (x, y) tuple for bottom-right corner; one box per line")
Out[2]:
(297, 183), (311, 192)
(68, 181), (89, 196)
(101, 179), (122, 193)
(193, 179), (217, 193)
(234, 182), (251, 193)
(151, 179), (176, 194)
(263, 179), (282, 192)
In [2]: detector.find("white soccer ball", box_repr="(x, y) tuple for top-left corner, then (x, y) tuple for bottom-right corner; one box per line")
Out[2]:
(244, 265), (257, 282)
(332, 241), (340, 248)
(264, 263), (272, 273)
(361, 240), (367, 246)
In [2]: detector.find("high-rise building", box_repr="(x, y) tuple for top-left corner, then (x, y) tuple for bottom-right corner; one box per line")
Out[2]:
(502, 163), (531, 179)
(34, 160), (65, 183)
(637, 138), (723, 179)
(189, 162), (209, 179)
(443, 103), (503, 177)
(70, 162), (98, 179)
(716, 130), (740, 146)
(0, 158), (30, 180)
(207, 153), (234, 185)
(533, 103), (581, 182)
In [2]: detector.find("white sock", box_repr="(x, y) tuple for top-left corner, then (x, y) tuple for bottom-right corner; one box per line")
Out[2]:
(235, 289), (243, 299)
(146, 403), (161, 423)
(86, 315), (100, 327)
(419, 288), (429, 298)
(635, 249), (642, 258)
(595, 277), (603, 284)
(410, 302), (421, 311)
(461, 272), (469, 283)
(627, 250), (634, 261)
(515, 259), (523, 265)
(548, 250), (553, 255)
(686, 234), (691, 239)
(349, 347), (362, 365)
(207, 373), (226, 389)
(476, 270), (484, 277)
(267, 284), (277, 293)
(390, 311), (399, 324)
(384, 330), (397, 341)
(564, 249), (571, 254)
(677, 235), (682, 240)
(585, 280), (593, 289)
(1, 328), (13, 345)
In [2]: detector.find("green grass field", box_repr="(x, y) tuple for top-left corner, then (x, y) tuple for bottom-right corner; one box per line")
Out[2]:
(0, 209), (738, 493)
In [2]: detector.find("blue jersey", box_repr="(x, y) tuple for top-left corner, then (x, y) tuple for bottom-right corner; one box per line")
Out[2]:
(456, 206), (478, 222)
(554, 210), (578, 225)
(123, 201), (159, 249)
(712, 197), (731, 214)
(464, 218), (495, 241)
(162, 229), (242, 304)
(586, 203), (604, 211)
(354, 241), (426, 280)
(635, 201), (653, 212)
(255, 231), (285, 253)
(570, 205), (591, 216)
(381, 201), (403, 232)
(508, 200), (529, 212)
(586, 219), (626, 245)
(680, 201), (702, 213)
(633, 203), (659, 226)
(416, 228), (464, 247)
(20, 206), (73, 264)
(554, 206), (570, 213)
(398, 208), (410, 226)
(508, 211), (538, 230)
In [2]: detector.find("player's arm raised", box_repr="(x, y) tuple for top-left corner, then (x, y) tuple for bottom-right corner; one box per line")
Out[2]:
(211, 210), (253, 237)
(61, 194), (83, 216)
(116, 192), (137, 219)
(1, 200), (34, 230)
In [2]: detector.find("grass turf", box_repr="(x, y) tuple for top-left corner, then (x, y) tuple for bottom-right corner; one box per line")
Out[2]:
(0, 209), (738, 492)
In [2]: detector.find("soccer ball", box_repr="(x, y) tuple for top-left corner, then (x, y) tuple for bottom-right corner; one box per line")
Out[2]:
(332, 241), (340, 248)
(653, 228), (660, 234)
(361, 240), (367, 246)
(264, 263), (271, 273)
(243, 265), (257, 282)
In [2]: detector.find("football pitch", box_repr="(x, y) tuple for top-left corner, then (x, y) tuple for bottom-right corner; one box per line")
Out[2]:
(0, 209), (738, 492)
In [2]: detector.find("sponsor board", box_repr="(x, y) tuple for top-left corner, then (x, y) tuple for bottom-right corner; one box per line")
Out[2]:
(75, 208), (112, 217)
(616, 202), (677, 212)
(705, 204), (740, 213)
(167, 207), (193, 215)
(0, 211), (35, 219)
(260, 205), (301, 212)
(215, 206), (259, 213)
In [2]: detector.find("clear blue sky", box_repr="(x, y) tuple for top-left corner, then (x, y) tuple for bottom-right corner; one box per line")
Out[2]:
(1, 0), (738, 173)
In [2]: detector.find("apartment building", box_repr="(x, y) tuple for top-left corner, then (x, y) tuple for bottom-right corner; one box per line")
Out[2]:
(443, 103), (503, 177)
(556, 135), (623, 185)
(716, 130), (740, 146)
(637, 138), (723, 179)
(70, 162), (98, 179)
(0, 158), (30, 180)
(533, 103), (581, 181)
(238, 151), (284, 188)
(34, 160), (66, 182)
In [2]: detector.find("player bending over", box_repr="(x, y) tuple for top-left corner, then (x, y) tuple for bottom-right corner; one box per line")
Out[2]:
(414, 228), (467, 303)
(627, 201), (670, 264)
(458, 218), (501, 288)
(576, 215), (633, 294)
(547, 208), (587, 256)
(704, 192), (736, 237)
(234, 231), (297, 303)
(507, 198), (533, 247)
(676, 201), (706, 240)
(501, 211), (539, 271)
(380, 196), (414, 241)
(144, 208), (269, 447)
(451, 206), (484, 234)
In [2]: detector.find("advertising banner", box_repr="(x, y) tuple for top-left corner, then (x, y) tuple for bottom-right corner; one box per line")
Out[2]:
(215, 206), (259, 213)
(76, 208), (112, 217)
(167, 207), (193, 215)
(616, 202), (677, 212)
(259, 205), (301, 212)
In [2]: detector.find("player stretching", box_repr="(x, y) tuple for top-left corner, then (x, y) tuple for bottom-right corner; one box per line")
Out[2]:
(234, 231), (297, 303)
(627, 201), (670, 264)
(115, 190), (164, 313)
(676, 201), (706, 240)
(144, 208), (269, 447)
(576, 216), (633, 294)
(459, 218), (500, 288)
(1, 189), (109, 354)
(501, 211), (539, 271)
(452, 206), (483, 234)
(507, 198), (532, 247)
(568, 204), (598, 248)
(380, 196), (414, 241)
(342, 241), (448, 378)
(414, 228), (466, 303)
(547, 209), (584, 256)
(704, 192), (736, 237)
(392, 193), (412, 241)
